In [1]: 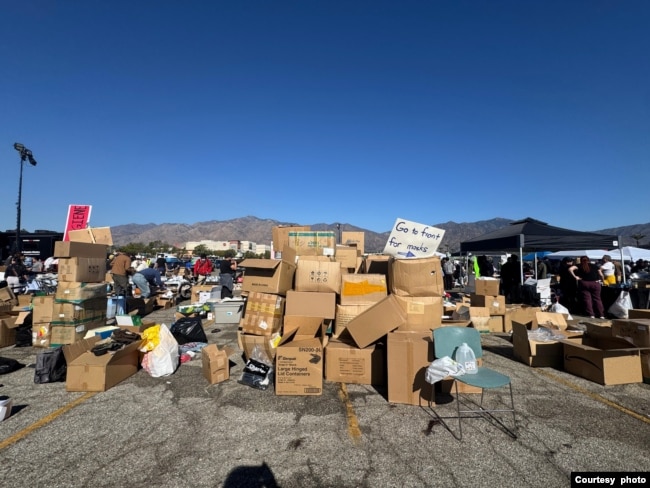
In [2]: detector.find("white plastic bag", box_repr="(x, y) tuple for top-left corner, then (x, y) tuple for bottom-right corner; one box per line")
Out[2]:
(608, 291), (633, 319)
(425, 356), (465, 384)
(549, 302), (572, 320)
(141, 324), (179, 377)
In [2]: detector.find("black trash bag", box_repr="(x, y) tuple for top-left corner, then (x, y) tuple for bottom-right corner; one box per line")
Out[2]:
(0, 357), (24, 375)
(170, 317), (207, 345)
(14, 311), (33, 348)
(34, 347), (67, 384)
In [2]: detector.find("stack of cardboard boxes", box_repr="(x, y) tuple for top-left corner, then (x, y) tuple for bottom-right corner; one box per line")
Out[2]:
(0, 287), (19, 348)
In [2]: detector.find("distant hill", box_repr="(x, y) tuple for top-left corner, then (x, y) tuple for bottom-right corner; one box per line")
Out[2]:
(110, 216), (650, 253)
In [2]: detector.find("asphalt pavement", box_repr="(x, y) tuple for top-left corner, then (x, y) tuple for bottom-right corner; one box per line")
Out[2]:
(0, 294), (648, 488)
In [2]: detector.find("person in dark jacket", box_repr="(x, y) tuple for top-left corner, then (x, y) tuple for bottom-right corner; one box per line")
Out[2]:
(132, 265), (165, 298)
(558, 257), (578, 313)
(569, 256), (605, 318)
(219, 257), (237, 299)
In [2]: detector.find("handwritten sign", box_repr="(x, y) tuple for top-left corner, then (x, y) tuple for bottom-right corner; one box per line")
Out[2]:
(382, 218), (445, 258)
(63, 204), (92, 241)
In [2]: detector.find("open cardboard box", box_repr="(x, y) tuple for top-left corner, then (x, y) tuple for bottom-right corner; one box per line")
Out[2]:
(512, 317), (583, 368)
(202, 344), (236, 385)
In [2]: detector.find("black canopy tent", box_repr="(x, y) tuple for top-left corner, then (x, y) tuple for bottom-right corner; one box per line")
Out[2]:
(460, 218), (621, 286)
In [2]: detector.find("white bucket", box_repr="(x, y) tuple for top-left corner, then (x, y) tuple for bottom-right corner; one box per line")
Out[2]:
(0, 396), (13, 421)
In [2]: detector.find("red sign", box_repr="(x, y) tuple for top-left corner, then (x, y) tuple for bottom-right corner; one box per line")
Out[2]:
(63, 205), (92, 241)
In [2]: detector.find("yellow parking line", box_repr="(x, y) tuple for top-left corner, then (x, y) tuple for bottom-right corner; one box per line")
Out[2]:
(338, 383), (362, 443)
(536, 369), (650, 424)
(0, 392), (97, 450)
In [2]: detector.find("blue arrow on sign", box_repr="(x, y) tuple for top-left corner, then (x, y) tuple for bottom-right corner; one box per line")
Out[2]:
(397, 251), (416, 258)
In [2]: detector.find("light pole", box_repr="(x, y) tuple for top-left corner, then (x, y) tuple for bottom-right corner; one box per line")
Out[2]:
(13, 143), (38, 253)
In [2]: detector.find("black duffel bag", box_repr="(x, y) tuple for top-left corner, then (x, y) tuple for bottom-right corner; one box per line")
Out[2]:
(34, 347), (67, 384)
(170, 317), (207, 345)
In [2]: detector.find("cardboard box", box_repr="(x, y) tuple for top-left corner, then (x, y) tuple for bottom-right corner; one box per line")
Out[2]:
(474, 278), (501, 296)
(240, 253), (296, 295)
(487, 315), (505, 333)
(512, 320), (583, 368)
(324, 338), (384, 385)
(272, 225), (310, 258)
(68, 226), (113, 245)
(562, 334), (644, 385)
(275, 317), (326, 395)
(155, 295), (175, 309)
(0, 314), (19, 348)
(191, 285), (221, 304)
(503, 305), (542, 334)
(388, 256), (444, 297)
(63, 336), (141, 392)
(612, 318), (650, 382)
(238, 330), (278, 362)
(52, 297), (107, 326)
(51, 324), (93, 346)
(288, 231), (336, 257)
(55, 282), (108, 303)
(285, 291), (336, 320)
(453, 305), (491, 332)
(17, 294), (32, 307)
(362, 254), (389, 275)
(335, 246), (359, 269)
(339, 274), (387, 305)
(202, 344), (235, 384)
(54, 241), (108, 259)
(387, 330), (434, 406)
(346, 295), (407, 349)
(57, 257), (107, 282)
(240, 292), (285, 336)
(334, 303), (373, 337)
(628, 309), (650, 320)
(294, 259), (341, 294)
(470, 294), (506, 315)
(32, 295), (55, 323)
(341, 231), (365, 254)
(0, 286), (17, 305)
(394, 295), (443, 331)
(32, 322), (51, 348)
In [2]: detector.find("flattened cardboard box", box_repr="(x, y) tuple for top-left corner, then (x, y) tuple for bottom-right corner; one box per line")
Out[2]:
(294, 259), (341, 294)
(240, 251), (296, 295)
(54, 241), (108, 259)
(275, 317), (326, 396)
(63, 336), (141, 392)
(388, 256), (444, 297)
(394, 295), (443, 331)
(285, 290), (336, 320)
(202, 344), (236, 384)
(561, 334), (643, 385)
(345, 295), (407, 349)
(339, 274), (387, 305)
(387, 330), (434, 406)
(325, 338), (384, 385)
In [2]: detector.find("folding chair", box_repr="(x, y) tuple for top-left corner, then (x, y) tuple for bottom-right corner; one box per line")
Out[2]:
(430, 326), (517, 440)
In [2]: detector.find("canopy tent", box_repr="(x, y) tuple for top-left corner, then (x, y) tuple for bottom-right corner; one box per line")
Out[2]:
(522, 251), (553, 261)
(460, 218), (619, 253)
(546, 250), (609, 260)
(607, 246), (650, 262)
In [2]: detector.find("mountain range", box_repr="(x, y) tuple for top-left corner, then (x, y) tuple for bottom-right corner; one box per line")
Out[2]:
(110, 216), (650, 253)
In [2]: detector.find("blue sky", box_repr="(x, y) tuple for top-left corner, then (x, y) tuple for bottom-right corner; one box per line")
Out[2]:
(2, 1), (648, 235)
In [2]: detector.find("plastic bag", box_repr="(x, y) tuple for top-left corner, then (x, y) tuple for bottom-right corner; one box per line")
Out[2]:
(238, 345), (273, 390)
(608, 290), (633, 319)
(141, 324), (179, 377)
(425, 356), (465, 384)
(549, 302), (572, 320)
(140, 325), (162, 352)
(170, 317), (207, 345)
(34, 347), (67, 384)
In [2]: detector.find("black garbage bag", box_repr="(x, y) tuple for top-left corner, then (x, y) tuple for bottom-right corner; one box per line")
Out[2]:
(170, 317), (207, 345)
(0, 357), (24, 375)
(34, 347), (67, 384)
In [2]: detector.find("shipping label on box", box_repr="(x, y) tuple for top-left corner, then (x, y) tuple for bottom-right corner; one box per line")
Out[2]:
(340, 274), (387, 305)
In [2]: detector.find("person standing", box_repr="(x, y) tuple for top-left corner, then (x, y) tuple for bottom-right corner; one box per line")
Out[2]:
(570, 256), (605, 319)
(193, 254), (213, 284)
(536, 258), (548, 279)
(110, 250), (132, 297)
(558, 257), (578, 313)
(219, 257), (237, 299)
(4, 256), (28, 293)
(132, 265), (164, 298)
(442, 257), (455, 290)
(599, 255), (616, 286)
(500, 255), (521, 304)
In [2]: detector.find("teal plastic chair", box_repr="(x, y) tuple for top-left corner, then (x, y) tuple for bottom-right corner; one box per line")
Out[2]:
(431, 327), (517, 440)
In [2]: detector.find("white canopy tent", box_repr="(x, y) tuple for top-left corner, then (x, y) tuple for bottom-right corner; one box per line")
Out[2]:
(607, 246), (650, 262)
(546, 250), (609, 260)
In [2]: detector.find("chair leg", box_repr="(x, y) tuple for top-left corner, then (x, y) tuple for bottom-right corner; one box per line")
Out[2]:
(508, 383), (517, 436)
(455, 381), (463, 440)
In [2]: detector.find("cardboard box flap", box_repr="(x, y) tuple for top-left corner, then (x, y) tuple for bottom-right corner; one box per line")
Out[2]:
(563, 334), (641, 353)
(239, 259), (282, 271)
(279, 317), (325, 346)
(535, 312), (567, 330)
(63, 336), (100, 364)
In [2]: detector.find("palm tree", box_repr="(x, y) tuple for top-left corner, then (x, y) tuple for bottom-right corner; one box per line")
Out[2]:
(630, 234), (645, 247)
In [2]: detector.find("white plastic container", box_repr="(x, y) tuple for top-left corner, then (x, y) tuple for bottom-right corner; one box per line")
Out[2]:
(456, 342), (478, 374)
(0, 397), (13, 421)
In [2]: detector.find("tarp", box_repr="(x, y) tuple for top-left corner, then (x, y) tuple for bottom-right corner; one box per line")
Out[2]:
(460, 218), (619, 253)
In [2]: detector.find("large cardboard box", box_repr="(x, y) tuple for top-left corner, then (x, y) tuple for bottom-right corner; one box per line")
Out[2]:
(55, 282), (108, 303)
(503, 305), (542, 334)
(288, 231), (336, 257)
(388, 256), (444, 297)
(561, 334), (643, 385)
(512, 320), (582, 368)
(238, 330), (278, 362)
(335, 246), (359, 269)
(612, 318), (650, 382)
(325, 338), (384, 385)
(0, 314), (19, 348)
(68, 226), (113, 245)
(202, 344), (235, 384)
(474, 278), (501, 296)
(275, 317), (326, 396)
(240, 253), (296, 295)
(191, 285), (221, 304)
(470, 294), (506, 315)
(387, 330), (434, 406)
(272, 225), (310, 258)
(341, 231), (365, 254)
(52, 297), (107, 326)
(240, 292), (285, 336)
(285, 291), (336, 320)
(346, 295), (407, 349)
(54, 241), (108, 259)
(57, 257), (107, 283)
(394, 295), (443, 331)
(32, 295), (55, 323)
(294, 259), (341, 294)
(63, 336), (141, 392)
(339, 274), (387, 305)
(334, 303), (373, 337)
(51, 323), (102, 346)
